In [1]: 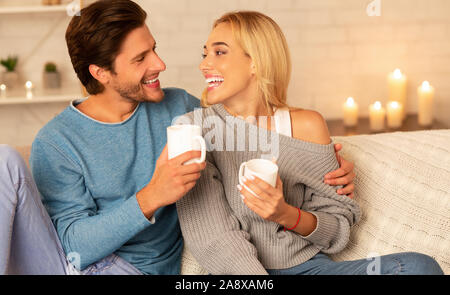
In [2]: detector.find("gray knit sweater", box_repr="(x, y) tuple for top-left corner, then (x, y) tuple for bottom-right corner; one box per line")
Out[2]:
(175, 104), (361, 275)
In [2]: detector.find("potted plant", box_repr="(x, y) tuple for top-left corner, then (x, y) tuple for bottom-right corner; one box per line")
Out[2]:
(43, 62), (61, 89)
(42, 0), (61, 5)
(1, 55), (19, 88)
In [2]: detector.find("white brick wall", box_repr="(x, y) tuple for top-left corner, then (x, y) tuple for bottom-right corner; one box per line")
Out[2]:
(1, 0), (449, 145)
(140, 0), (450, 124)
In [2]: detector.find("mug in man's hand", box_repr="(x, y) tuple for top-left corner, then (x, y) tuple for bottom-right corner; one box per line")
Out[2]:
(238, 158), (278, 198)
(167, 124), (206, 165)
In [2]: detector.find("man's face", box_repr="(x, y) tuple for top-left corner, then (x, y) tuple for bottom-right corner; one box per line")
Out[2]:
(109, 25), (166, 103)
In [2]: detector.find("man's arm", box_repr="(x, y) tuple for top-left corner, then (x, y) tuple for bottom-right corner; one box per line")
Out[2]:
(31, 137), (206, 271)
(30, 138), (151, 270)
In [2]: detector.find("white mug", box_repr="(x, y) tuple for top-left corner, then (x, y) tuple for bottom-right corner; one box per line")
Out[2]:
(167, 124), (206, 165)
(238, 158), (278, 198)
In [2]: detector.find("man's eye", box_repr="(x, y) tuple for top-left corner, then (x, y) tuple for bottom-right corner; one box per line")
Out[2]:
(137, 56), (145, 62)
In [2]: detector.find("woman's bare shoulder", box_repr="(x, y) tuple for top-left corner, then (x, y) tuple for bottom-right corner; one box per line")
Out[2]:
(288, 107), (331, 145)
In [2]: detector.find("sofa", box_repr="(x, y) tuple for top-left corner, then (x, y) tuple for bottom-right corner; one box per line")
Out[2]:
(14, 129), (450, 274)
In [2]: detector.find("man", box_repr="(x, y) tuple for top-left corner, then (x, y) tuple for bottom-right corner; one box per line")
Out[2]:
(0, 0), (355, 275)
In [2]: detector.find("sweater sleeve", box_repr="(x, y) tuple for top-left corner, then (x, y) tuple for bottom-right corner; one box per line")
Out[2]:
(289, 146), (361, 254)
(30, 138), (152, 270)
(176, 154), (268, 275)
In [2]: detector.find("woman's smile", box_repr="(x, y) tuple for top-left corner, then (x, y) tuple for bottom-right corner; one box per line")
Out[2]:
(205, 74), (224, 91)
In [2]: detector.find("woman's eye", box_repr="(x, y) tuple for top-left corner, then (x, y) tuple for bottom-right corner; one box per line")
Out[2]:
(216, 50), (225, 56)
(201, 53), (207, 59)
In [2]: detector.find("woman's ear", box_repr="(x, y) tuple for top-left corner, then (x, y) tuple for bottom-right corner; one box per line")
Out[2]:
(250, 62), (256, 75)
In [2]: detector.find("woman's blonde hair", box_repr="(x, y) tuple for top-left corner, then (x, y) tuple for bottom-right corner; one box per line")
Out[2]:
(201, 11), (292, 115)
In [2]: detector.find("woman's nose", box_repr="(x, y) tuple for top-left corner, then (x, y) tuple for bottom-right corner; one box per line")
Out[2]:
(199, 55), (212, 73)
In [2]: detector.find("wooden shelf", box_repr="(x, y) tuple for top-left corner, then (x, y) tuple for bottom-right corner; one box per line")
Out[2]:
(0, 4), (68, 14)
(327, 114), (448, 137)
(0, 89), (83, 105)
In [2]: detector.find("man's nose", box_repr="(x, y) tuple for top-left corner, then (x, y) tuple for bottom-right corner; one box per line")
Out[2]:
(149, 53), (166, 72)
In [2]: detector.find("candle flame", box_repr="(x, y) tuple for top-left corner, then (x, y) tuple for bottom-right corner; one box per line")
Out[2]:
(390, 101), (399, 108)
(346, 97), (355, 106)
(0, 84), (6, 90)
(422, 81), (431, 91)
(25, 81), (33, 88)
(393, 68), (402, 79)
(374, 101), (382, 109)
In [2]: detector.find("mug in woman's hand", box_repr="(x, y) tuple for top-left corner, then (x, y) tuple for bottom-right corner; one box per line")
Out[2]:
(167, 124), (206, 165)
(238, 158), (278, 198)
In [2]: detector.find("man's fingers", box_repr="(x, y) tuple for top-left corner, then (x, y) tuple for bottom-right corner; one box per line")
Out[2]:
(333, 143), (342, 153)
(181, 172), (201, 184)
(178, 161), (206, 175)
(337, 183), (355, 196)
(171, 150), (203, 166)
(325, 173), (355, 186)
(324, 167), (347, 181)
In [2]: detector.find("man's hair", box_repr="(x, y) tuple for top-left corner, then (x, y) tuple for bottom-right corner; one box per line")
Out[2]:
(66, 0), (147, 95)
(202, 11), (291, 114)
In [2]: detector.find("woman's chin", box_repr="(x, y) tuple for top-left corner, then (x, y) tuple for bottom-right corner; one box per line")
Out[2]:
(206, 94), (226, 106)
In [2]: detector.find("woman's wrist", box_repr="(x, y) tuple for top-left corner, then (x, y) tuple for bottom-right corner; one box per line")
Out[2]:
(278, 204), (300, 229)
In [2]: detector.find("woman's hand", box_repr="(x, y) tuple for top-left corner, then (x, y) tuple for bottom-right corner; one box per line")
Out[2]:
(324, 143), (356, 199)
(237, 174), (318, 236)
(237, 173), (288, 224)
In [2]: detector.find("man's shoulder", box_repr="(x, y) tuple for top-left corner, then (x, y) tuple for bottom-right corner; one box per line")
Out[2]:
(34, 105), (75, 145)
(161, 87), (200, 107)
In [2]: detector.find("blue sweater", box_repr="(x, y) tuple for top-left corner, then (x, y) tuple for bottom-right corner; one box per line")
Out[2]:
(29, 88), (200, 274)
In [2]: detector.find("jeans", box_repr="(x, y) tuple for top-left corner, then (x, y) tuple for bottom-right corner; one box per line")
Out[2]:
(267, 252), (444, 275)
(0, 144), (142, 275)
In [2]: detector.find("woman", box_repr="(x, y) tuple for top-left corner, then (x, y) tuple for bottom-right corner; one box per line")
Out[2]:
(176, 11), (443, 275)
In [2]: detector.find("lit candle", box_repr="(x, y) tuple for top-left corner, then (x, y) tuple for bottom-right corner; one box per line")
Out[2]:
(369, 101), (386, 132)
(342, 97), (359, 127)
(387, 68), (407, 119)
(387, 101), (403, 129)
(0, 84), (6, 99)
(25, 81), (33, 99)
(417, 81), (435, 126)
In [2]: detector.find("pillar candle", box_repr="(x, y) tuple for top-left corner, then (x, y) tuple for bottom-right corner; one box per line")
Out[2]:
(387, 101), (403, 129)
(25, 81), (33, 99)
(343, 97), (358, 127)
(417, 81), (435, 126)
(0, 84), (6, 99)
(387, 69), (407, 119)
(369, 101), (386, 131)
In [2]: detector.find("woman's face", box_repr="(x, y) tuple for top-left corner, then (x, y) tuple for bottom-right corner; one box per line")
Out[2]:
(199, 22), (256, 106)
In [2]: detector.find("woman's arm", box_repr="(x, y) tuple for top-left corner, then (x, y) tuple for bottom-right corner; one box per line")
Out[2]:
(239, 109), (330, 236)
(177, 155), (268, 274)
(239, 109), (360, 251)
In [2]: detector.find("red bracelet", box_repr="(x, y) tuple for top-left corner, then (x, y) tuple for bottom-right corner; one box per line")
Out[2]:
(284, 207), (301, 232)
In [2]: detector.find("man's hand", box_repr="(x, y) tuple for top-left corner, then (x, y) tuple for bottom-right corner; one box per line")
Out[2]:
(137, 144), (206, 219)
(324, 143), (356, 199)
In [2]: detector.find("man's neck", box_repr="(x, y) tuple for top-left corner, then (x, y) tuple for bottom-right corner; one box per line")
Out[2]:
(76, 90), (139, 123)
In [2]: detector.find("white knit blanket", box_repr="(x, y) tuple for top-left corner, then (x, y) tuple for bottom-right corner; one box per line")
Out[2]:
(329, 129), (450, 274)
(180, 129), (450, 274)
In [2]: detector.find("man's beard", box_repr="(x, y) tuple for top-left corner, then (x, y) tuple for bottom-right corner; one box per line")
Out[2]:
(110, 77), (164, 103)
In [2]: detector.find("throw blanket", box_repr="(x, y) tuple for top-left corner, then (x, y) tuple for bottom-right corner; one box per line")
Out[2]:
(330, 130), (450, 274)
